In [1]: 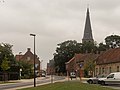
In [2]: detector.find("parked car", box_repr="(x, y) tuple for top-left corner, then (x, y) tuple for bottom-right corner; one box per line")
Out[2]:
(70, 72), (76, 79)
(98, 72), (120, 85)
(87, 75), (105, 84)
(41, 73), (46, 77)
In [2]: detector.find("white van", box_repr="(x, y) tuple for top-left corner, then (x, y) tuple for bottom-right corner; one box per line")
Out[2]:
(99, 72), (120, 85)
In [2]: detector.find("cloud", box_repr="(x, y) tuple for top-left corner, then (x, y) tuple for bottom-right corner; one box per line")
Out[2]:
(0, 0), (120, 68)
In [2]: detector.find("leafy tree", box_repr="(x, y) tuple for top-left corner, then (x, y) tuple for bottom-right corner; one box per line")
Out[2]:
(0, 43), (15, 71)
(19, 60), (34, 79)
(1, 56), (10, 81)
(97, 42), (108, 53)
(54, 40), (82, 74)
(105, 35), (120, 48)
(1, 56), (10, 71)
(84, 57), (95, 77)
(81, 41), (97, 53)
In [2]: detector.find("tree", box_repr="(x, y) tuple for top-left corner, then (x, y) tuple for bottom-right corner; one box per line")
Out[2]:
(97, 42), (108, 53)
(1, 56), (10, 81)
(84, 57), (95, 77)
(81, 41), (97, 54)
(54, 40), (82, 74)
(105, 35), (120, 48)
(0, 43), (15, 71)
(1, 56), (10, 71)
(19, 60), (34, 79)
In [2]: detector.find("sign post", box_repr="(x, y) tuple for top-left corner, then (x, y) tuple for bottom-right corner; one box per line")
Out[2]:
(79, 64), (82, 81)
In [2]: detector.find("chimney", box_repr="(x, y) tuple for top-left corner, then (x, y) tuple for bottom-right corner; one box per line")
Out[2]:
(27, 48), (31, 51)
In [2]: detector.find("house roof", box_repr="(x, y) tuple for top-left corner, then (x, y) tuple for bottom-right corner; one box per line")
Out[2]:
(75, 53), (98, 63)
(66, 53), (98, 64)
(96, 48), (120, 65)
(15, 55), (23, 61)
(66, 57), (75, 64)
(75, 54), (85, 62)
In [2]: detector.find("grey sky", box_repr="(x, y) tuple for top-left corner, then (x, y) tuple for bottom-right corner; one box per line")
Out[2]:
(0, 0), (120, 69)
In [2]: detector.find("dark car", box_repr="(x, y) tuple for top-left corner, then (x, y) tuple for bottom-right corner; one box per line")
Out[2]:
(87, 75), (105, 84)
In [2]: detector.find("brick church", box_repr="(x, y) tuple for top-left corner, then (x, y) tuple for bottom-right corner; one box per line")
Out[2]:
(66, 7), (120, 78)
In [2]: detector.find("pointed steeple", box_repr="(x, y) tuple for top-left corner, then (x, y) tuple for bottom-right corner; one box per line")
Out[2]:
(82, 8), (94, 43)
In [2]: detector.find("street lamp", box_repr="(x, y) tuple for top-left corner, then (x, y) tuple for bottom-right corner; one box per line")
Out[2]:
(19, 52), (22, 80)
(30, 33), (36, 87)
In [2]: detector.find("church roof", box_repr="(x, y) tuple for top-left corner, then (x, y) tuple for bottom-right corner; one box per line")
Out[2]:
(82, 8), (94, 42)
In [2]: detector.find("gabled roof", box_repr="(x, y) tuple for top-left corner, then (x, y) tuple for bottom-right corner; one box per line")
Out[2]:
(66, 53), (98, 64)
(15, 48), (39, 62)
(75, 54), (85, 62)
(66, 57), (75, 64)
(96, 48), (120, 65)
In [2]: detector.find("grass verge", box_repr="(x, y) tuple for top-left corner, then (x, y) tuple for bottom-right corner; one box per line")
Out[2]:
(19, 81), (115, 90)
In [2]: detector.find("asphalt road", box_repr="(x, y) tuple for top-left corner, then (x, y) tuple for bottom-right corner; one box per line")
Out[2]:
(82, 80), (120, 90)
(102, 84), (120, 90)
(0, 76), (66, 90)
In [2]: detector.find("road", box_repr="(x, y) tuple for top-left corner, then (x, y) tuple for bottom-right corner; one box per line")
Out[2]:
(82, 80), (120, 90)
(103, 84), (120, 90)
(0, 76), (66, 90)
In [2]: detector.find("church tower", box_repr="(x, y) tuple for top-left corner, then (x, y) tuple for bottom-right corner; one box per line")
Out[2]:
(82, 8), (94, 43)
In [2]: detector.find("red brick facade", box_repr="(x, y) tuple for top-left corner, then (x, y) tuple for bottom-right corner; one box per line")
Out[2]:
(15, 48), (40, 76)
(66, 53), (98, 77)
(47, 60), (55, 75)
(66, 54), (84, 77)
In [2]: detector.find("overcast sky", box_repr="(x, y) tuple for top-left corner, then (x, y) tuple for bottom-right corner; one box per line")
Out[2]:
(0, 0), (120, 69)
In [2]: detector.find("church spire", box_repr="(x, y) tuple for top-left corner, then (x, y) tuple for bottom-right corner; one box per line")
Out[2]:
(82, 7), (94, 43)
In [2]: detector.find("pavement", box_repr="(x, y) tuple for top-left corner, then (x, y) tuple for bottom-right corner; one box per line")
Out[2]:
(0, 77), (46, 84)
(0, 77), (50, 90)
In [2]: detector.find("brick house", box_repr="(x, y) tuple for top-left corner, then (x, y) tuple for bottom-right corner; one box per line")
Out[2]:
(47, 59), (55, 75)
(95, 48), (120, 77)
(66, 54), (84, 77)
(15, 48), (40, 76)
(66, 53), (98, 77)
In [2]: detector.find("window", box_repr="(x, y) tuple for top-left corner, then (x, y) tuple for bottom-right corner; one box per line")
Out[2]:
(99, 67), (101, 74)
(107, 74), (114, 79)
(117, 66), (119, 72)
(102, 68), (104, 74)
(109, 67), (112, 73)
(27, 57), (30, 61)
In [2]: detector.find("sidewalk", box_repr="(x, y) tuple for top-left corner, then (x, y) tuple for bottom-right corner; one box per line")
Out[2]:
(0, 77), (47, 85)
(0, 77), (50, 90)
(64, 77), (88, 81)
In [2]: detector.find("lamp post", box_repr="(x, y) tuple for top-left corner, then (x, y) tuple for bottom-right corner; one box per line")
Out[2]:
(19, 52), (22, 80)
(79, 63), (82, 81)
(30, 33), (36, 87)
